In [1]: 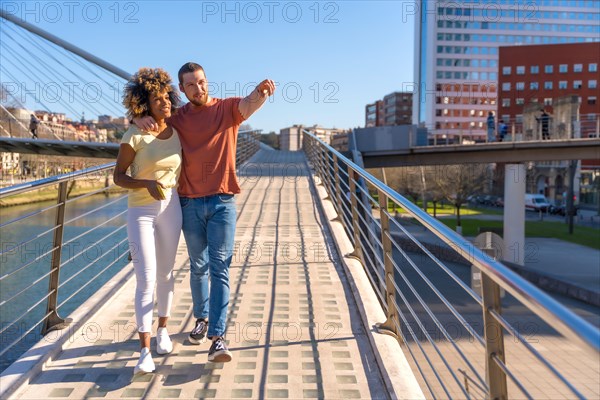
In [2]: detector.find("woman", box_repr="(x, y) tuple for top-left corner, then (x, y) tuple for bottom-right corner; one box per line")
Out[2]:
(114, 68), (182, 375)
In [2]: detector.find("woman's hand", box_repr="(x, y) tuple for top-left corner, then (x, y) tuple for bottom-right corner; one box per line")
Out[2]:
(145, 180), (166, 200)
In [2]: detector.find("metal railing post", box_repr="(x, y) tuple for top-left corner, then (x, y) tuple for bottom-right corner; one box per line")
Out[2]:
(315, 138), (325, 186)
(375, 189), (400, 340)
(347, 169), (364, 262)
(43, 181), (71, 334)
(331, 154), (343, 223)
(321, 146), (333, 200)
(482, 273), (508, 400)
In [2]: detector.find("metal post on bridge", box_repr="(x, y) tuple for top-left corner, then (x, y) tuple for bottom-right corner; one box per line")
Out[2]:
(331, 154), (343, 223)
(482, 272), (508, 400)
(310, 139), (322, 187)
(320, 145), (332, 200)
(375, 189), (400, 341)
(347, 169), (364, 262)
(43, 181), (72, 334)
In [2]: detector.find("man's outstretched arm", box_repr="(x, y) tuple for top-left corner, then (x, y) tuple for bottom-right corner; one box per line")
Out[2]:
(239, 79), (276, 120)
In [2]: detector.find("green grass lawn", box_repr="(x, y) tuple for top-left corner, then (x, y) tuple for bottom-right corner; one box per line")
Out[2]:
(369, 192), (504, 216)
(439, 218), (600, 250)
(376, 197), (503, 216)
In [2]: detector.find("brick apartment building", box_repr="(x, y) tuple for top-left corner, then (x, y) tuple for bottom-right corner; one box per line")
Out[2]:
(498, 42), (599, 135)
(365, 100), (384, 128)
(498, 42), (600, 207)
(365, 92), (412, 127)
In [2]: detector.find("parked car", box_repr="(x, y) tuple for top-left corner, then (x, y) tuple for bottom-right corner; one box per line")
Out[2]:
(525, 194), (551, 212)
(549, 202), (579, 216)
(549, 203), (565, 215)
(482, 195), (496, 206)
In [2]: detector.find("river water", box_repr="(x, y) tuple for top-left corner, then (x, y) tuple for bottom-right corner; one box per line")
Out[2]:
(0, 193), (129, 372)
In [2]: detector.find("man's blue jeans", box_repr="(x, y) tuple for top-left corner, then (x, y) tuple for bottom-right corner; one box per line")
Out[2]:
(180, 194), (236, 338)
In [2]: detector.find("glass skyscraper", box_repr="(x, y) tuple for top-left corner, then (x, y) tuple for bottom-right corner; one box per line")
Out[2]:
(412, 0), (600, 139)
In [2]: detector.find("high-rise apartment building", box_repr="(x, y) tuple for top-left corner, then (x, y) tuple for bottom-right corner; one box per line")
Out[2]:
(365, 100), (384, 127)
(365, 93), (412, 128)
(413, 0), (600, 138)
(383, 92), (413, 126)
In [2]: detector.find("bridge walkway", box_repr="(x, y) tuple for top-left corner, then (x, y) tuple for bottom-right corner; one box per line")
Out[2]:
(9, 149), (397, 399)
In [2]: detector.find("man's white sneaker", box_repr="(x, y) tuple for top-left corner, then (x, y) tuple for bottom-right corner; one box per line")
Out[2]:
(156, 327), (173, 354)
(133, 347), (155, 375)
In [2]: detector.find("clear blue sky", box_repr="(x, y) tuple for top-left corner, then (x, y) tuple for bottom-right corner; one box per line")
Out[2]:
(3, 1), (414, 133)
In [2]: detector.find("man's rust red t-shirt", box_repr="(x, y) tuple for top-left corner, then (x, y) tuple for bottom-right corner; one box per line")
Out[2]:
(169, 97), (246, 198)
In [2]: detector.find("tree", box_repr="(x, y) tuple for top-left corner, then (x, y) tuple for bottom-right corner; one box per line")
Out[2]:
(240, 123), (253, 132)
(258, 131), (280, 149)
(432, 164), (490, 229)
(426, 173), (445, 217)
(367, 167), (423, 212)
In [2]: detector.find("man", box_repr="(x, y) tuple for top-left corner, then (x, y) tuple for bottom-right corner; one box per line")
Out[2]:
(536, 108), (551, 140)
(135, 62), (275, 363)
(29, 114), (39, 139)
(486, 111), (495, 142)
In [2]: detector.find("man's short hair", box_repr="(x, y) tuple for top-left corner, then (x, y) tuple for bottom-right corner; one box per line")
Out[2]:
(178, 62), (205, 84)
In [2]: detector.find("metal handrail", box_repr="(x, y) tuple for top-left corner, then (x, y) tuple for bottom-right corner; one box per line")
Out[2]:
(0, 126), (262, 374)
(0, 163), (115, 198)
(304, 129), (599, 351)
(303, 128), (600, 399)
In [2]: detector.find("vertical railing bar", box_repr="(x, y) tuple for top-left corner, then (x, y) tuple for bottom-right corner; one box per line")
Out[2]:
(348, 170), (365, 262)
(481, 273), (508, 399)
(332, 153), (344, 223)
(375, 189), (401, 340)
(43, 181), (71, 334)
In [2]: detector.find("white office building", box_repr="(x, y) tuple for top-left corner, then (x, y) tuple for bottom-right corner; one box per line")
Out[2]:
(412, 0), (600, 139)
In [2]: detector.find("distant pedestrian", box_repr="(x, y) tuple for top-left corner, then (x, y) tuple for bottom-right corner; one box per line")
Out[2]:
(536, 108), (551, 140)
(498, 119), (508, 142)
(29, 114), (39, 139)
(486, 111), (495, 142)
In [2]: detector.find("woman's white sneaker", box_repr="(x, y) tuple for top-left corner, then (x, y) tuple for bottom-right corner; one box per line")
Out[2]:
(133, 347), (155, 375)
(156, 327), (173, 354)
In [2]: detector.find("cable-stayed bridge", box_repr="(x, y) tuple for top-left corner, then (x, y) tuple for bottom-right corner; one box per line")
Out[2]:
(1, 10), (599, 400)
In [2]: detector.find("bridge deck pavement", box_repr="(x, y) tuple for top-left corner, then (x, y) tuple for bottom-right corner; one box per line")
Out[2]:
(9, 150), (392, 399)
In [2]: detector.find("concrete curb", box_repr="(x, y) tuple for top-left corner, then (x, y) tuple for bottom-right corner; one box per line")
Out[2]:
(308, 172), (425, 400)
(0, 262), (135, 400)
(502, 260), (600, 307)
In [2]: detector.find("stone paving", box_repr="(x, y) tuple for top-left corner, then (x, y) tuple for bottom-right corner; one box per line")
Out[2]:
(10, 150), (390, 399)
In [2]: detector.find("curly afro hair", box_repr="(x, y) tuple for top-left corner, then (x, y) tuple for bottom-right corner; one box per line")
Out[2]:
(122, 67), (181, 119)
